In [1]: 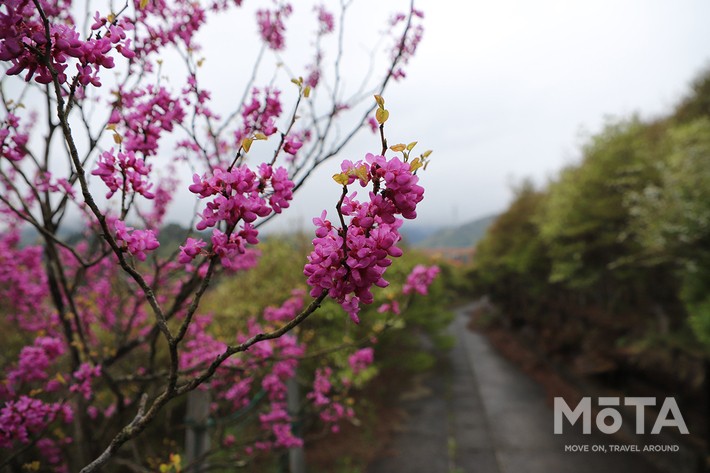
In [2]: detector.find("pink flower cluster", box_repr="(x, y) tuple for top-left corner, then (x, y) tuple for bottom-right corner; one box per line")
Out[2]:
(211, 228), (260, 272)
(181, 308), (307, 450)
(0, 233), (51, 331)
(178, 237), (207, 265)
(307, 367), (354, 433)
(113, 219), (160, 261)
(236, 87), (283, 144)
(0, 1), (133, 86)
(109, 85), (185, 157)
(0, 113), (29, 162)
(263, 290), (306, 323)
(283, 135), (303, 156)
(256, 4), (292, 51)
(34, 171), (75, 200)
(0, 335), (76, 458)
(303, 5), (334, 89)
(92, 148), (154, 199)
(141, 172), (178, 227)
(131, 0), (208, 58)
(6, 337), (64, 389)
(389, 9), (425, 81)
(182, 74), (217, 121)
(304, 153), (425, 322)
(187, 163), (293, 269)
(403, 264), (440, 295)
(377, 299), (400, 315)
(69, 363), (101, 400)
(209, 0), (244, 11)
(347, 347), (374, 375)
(0, 396), (72, 449)
(315, 5), (335, 35)
(179, 314), (228, 372)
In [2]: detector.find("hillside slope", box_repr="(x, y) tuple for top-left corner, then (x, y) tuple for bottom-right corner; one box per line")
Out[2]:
(415, 214), (497, 249)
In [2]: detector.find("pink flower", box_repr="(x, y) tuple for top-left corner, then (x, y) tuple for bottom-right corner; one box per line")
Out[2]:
(113, 219), (160, 261)
(0, 113), (30, 162)
(305, 153), (425, 321)
(403, 265), (440, 295)
(1, 4), (133, 87)
(377, 300), (400, 315)
(178, 237), (207, 264)
(348, 348), (374, 375)
(283, 135), (303, 155)
(256, 4), (292, 50)
(315, 5), (335, 35)
(236, 87), (283, 143)
(108, 86), (185, 157)
(367, 117), (379, 134)
(92, 148), (155, 199)
(69, 363), (101, 400)
(263, 290), (305, 323)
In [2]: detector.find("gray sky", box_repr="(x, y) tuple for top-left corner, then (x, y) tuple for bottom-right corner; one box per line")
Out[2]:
(254, 0), (710, 231)
(13, 1), (707, 233)
(94, 0), (710, 230)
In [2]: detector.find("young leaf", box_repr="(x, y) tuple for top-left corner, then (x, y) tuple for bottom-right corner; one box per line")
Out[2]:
(376, 108), (389, 125)
(354, 164), (369, 183)
(333, 172), (350, 185)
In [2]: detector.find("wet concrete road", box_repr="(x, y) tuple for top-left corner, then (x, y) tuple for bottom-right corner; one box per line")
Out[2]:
(367, 302), (662, 473)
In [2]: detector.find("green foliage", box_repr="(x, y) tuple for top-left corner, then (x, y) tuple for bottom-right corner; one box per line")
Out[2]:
(469, 66), (710, 358)
(202, 235), (310, 326)
(682, 265), (710, 347)
(475, 181), (547, 282)
(468, 180), (551, 320)
(674, 66), (710, 124)
(624, 118), (710, 345)
(628, 119), (710, 258)
(537, 117), (663, 288)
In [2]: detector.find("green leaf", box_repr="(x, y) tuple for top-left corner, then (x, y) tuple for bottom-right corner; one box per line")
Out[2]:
(333, 172), (349, 185)
(375, 108), (389, 125)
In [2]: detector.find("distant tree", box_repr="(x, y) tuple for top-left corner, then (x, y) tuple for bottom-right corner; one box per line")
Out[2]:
(473, 181), (548, 299)
(628, 119), (710, 344)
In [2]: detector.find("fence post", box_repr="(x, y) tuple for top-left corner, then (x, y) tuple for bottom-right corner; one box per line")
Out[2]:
(185, 389), (211, 472)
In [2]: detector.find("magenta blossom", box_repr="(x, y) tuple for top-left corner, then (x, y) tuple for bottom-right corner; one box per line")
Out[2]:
(403, 264), (440, 295)
(304, 153), (425, 321)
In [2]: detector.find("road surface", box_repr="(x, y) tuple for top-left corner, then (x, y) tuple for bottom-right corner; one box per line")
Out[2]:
(367, 302), (662, 473)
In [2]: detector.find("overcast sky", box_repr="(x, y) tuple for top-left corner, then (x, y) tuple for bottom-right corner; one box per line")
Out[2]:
(240, 0), (710, 232)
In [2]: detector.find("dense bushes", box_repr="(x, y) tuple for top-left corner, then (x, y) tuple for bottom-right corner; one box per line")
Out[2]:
(469, 68), (710, 416)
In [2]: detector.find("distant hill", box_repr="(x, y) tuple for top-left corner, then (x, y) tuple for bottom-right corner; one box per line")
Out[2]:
(399, 224), (443, 246)
(415, 214), (497, 249)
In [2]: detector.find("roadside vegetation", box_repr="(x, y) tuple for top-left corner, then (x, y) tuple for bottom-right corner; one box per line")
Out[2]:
(468, 68), (710, 450)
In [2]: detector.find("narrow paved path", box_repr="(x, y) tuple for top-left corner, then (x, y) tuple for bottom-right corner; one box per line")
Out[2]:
(367, 302), (661, 473)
